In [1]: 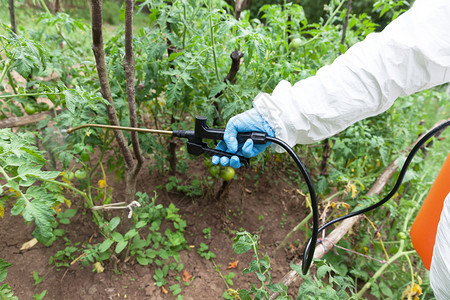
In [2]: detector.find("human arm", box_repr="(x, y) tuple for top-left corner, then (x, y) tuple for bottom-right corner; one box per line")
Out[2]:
(254, 0), (450, 148)
(214, 0), (450, 167)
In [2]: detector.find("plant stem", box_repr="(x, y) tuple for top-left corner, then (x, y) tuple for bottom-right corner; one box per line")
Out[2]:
(0, 63), (10, 84)
(209, 0), (220, 82)
(277, 212), (312, 251)
(7, 71), (17, 94)
(1, 92), (63, 99)
(211, 259), (231, 289)
(299, 0), (346, 49)
(40, 178), (101, 223)
(356, 193), (424, 297)
(38, 0), (52, 14)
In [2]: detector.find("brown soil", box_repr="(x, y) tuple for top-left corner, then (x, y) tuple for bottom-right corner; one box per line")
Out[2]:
(1, 158), (310, 299)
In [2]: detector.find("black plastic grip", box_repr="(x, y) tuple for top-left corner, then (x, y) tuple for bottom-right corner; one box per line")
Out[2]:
(173, 125), (267, 145)
(192, 116), (268, 144)
(236, 131), (267, 144)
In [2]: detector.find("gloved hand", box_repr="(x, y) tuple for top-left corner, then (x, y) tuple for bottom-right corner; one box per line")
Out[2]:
(212, 108), (275, 168)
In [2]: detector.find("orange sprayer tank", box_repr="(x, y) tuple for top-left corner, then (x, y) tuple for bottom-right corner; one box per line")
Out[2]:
(410, 152), (450, 270)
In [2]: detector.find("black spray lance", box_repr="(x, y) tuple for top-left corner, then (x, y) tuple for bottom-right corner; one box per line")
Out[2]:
(68, 116), (450, 275)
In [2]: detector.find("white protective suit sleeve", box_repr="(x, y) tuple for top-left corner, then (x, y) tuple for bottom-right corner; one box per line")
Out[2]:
(430, 192), (450, 300)
(253, 0), (450, 148)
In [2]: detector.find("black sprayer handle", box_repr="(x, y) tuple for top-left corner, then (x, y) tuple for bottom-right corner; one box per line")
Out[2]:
(172, 116), (268, 144)
(172, 116), (268, 168)
(194, 116), (268, 144)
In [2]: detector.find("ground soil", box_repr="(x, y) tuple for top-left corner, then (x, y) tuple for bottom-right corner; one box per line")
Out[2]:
(1, 157), (311, 300)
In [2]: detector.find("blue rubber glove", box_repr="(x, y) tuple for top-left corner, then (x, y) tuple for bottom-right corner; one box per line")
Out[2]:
(212, 108), (275, 168)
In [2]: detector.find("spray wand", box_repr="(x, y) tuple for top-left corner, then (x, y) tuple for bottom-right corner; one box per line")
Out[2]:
(69, 116), (269, 168)
(68, 116), (450, 275)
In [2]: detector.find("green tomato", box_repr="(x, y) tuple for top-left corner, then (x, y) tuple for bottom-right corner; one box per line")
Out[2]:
(63, 171), (75, 181)
(75, 169), (87, 180)
(80, 151), (90, 162)
(38, 102), (49, 111)
(24, 104), (36, 115)
(209, 165), (220, 178)
(397, 232), (408, 240)
(220, 167), (235, 181)
(289, 38), (302, 50)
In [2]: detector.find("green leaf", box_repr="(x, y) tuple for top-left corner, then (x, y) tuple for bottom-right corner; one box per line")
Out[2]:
(111, 231), (123, 242)
(317, 264), (332, 279)
(32, 290), (47, 300)
(108, 217), (121, 231)
(256, 272), (266, 282)
(379, 281), (394, 298)
(115, 240), (128, 254)
(169, 284), (182, 295)
(13, 186), (57, 242)
(99, 239), (114, 253)
(0, 260), (12, 283)
(168, 52), (184, 62)
(32, 271), (43, 286)
(232, 235), (253, 254)
(208, 82), (227, 97)
(290, 262), (302, 275)
(125, 229), (138, 240)
(266, 283), (282, 293)
(135, 220), (147, 228)
(136, 257), (151, 266)
(58, 209), (77, 219)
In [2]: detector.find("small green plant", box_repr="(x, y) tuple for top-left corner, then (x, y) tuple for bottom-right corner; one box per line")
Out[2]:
(49, 245), (78, 269)
(291, 260), (356, 299)
(232, 231), (288, 299)
(164, 176), (203, 197)
(0, 259), (17, 300)
(203, 227), (212, 239)
(33, 290), (47, 300)
(197, 243), (216, 260)
(32, 270), (47, 300)
(32, 270), (43, 286)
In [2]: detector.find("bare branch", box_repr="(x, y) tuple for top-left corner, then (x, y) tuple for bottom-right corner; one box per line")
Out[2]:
(8, 0), (16, 34)
(224, 50), (244, 84)
(124, 0), (144, 169)
(234, 0), (247, 20)
(0, 110), (60, 129)
(340, 0), (353, 47)
(90, 0), (134, 168)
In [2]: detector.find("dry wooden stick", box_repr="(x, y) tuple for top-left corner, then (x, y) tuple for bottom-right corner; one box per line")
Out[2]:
(0, 109), (59, 129)
(269, 119), (448, 299)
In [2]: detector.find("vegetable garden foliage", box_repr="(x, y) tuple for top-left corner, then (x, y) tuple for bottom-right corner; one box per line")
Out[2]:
(0, 0), (449, 298)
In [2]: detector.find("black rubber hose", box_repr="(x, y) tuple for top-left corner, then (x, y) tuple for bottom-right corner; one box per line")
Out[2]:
(266, 136), (319, 275)
(301, 119), (450, 271)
